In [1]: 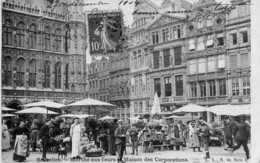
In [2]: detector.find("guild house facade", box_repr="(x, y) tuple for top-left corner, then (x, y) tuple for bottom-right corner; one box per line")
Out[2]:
(2, 0), (87, 109)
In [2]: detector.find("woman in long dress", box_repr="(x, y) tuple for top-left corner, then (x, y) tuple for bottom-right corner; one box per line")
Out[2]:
(13, 121), (30, 162)
(189, 121), (202, 152)
(2, 119), (11, 150)
(94, 16), (118, 53)
(70, 117), (82, 159)
(30, 119), (39, 152)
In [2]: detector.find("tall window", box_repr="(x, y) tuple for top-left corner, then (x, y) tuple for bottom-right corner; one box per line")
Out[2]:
(175, 75), (183, 96)
(139, 102), (143, 113)
(144, 54), (148, 66)
(65, 64), (69, 89)
(44, 27), (51, 50)
(199, 82), (206, 97)
(55, 29), (61, 52)
(134, 57), (137, 69)
(152, 31), (159, 44)
(3, 56), (12, 86)
(171, 25), (181, 40)
(163, 49), (170, 68)
(241, 31), (248, 43)
(197, 18), (203, 28)
(240, 53), (249, 68)
(209, 81), (216, 96)
(206, 35), (214, 48)
(191, 82), (197, 98)
(218, 54), (225, 68)
(230, 55), (238, 70)
(206, 16), (213, 26)
(134, 76), (138, 95)
(164, 77), (172, 97)
(174, 46), (182, 66)
(29, 24), (37, 48)
(219, 79), (226, 96)
(232, 78), (239, 96)
(139, 74), (142, 93)
(71, 84), (75, 93)
(242, 77), (250, 95)
(230, 33), (237, 45)
(134, 102), (138, 113)
(16, 22), (25, 47)
(197, 37), (205, 50)
(189, 60), (196, 74)
(16, 58), (25, 87)
(54, 62), (61, 89)
(145, 101), (150, 112)
(154, 78), (161, 97)
(217, 33), (224, 46)
(198, 58), (206, 73)
(208, 56), (215, 72)
(153, 51), (160, 69)
(43, 61), (51, 88)
(146, 74), (150, 94)
(3, 19), (13, 45)
(189, 39), (195, 51)
(138, 55), (141, 68)
(29, 59), (37, 87)
(162, 28), (169, 42)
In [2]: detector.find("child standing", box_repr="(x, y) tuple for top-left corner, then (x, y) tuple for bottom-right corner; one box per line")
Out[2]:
(127, 123), (139, 155)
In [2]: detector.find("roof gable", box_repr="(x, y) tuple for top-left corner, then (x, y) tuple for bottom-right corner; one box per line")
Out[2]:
(146, 14), (184, 30)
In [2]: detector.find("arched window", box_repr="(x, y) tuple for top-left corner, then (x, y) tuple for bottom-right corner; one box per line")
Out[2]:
(77, 60), (81, 73)
(55, 29), (61, 52)
(29, 24), (37, 48)
(44, 26), (51, 50)
(65, 64), (69, 90)
(17, 22), (25, 47)
(206, 16), (213, 26)
(54, 62), (61, 89)
(3, 56), (12, 86)
(3, 19), (13, 45)
(197, 18), (203, 29)
(43, 61), (51, 88)
(29, 59), (37, 87)
(71, 84), (75, 93)
(16, 58), (25, 87)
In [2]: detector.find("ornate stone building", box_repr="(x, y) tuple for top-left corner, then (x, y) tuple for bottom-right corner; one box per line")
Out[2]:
(184, 0), (233, 121)
(108, 26), (131, 122)
(226, 0), (250, 104)
(2, 0), (87, 109)
(129, 0), (158, 118)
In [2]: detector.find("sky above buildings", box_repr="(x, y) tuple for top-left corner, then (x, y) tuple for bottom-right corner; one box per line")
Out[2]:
(84, 0), (231, 63)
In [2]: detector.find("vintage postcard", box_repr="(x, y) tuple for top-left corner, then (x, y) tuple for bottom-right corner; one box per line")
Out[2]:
(1, 0), (259, 163)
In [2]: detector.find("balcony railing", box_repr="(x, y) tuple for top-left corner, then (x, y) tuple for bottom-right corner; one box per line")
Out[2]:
(2, 89), (84, 99)
(3, 2), (66, 21)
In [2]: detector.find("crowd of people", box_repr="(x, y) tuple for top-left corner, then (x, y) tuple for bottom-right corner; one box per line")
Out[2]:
(2, 114), (250, 163)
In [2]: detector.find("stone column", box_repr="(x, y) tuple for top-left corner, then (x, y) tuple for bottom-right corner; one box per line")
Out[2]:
(123, 101), (128, 124)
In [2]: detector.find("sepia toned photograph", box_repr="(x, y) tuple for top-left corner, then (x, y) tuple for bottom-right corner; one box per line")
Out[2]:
(0, 0), (255, 162)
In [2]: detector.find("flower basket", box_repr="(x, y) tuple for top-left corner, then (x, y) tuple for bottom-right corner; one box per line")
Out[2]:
(85, 151), (103, 157)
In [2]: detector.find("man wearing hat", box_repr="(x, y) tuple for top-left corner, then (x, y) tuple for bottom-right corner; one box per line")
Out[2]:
(223, 117), (235, 150)
(232, 115), (250, 159)
(127, 123), (139, 155)
(115, 120), (127, 163)
(198, 121), (210, 159)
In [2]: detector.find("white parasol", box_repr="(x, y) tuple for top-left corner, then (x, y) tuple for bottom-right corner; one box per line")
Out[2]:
(15, 107), (59, 115)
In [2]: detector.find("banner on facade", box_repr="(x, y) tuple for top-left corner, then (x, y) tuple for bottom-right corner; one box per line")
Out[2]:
(88, 11), (124, 55)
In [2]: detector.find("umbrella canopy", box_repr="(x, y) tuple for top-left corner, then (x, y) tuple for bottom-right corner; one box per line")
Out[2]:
(173, 104), (207, 113)
(61, 98), (116, 113)
(99, 115), (116, 120)
(165, 115), (181, 119)
(206, 104), (250, 116)
(2, 106), (16, 111)
(151, 92), (161, 115)
(59, 114), (95, 118)
(2, 113), (16, 117)
(16, 107), (59, 115)
(22, 100), (65, 108)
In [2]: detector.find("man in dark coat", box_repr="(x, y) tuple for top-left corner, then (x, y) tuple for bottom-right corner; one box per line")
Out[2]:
(109, 119), (118, 155)
(199, 121), (210, 159)
(232, 115), (250, 159)
(224, 117), (235, 150)
(115, 120), (126, 163)
(39, 119), (52, 162)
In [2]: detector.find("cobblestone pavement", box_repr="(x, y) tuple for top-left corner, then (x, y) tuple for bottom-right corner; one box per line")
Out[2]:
(1, 145), (250, 163)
